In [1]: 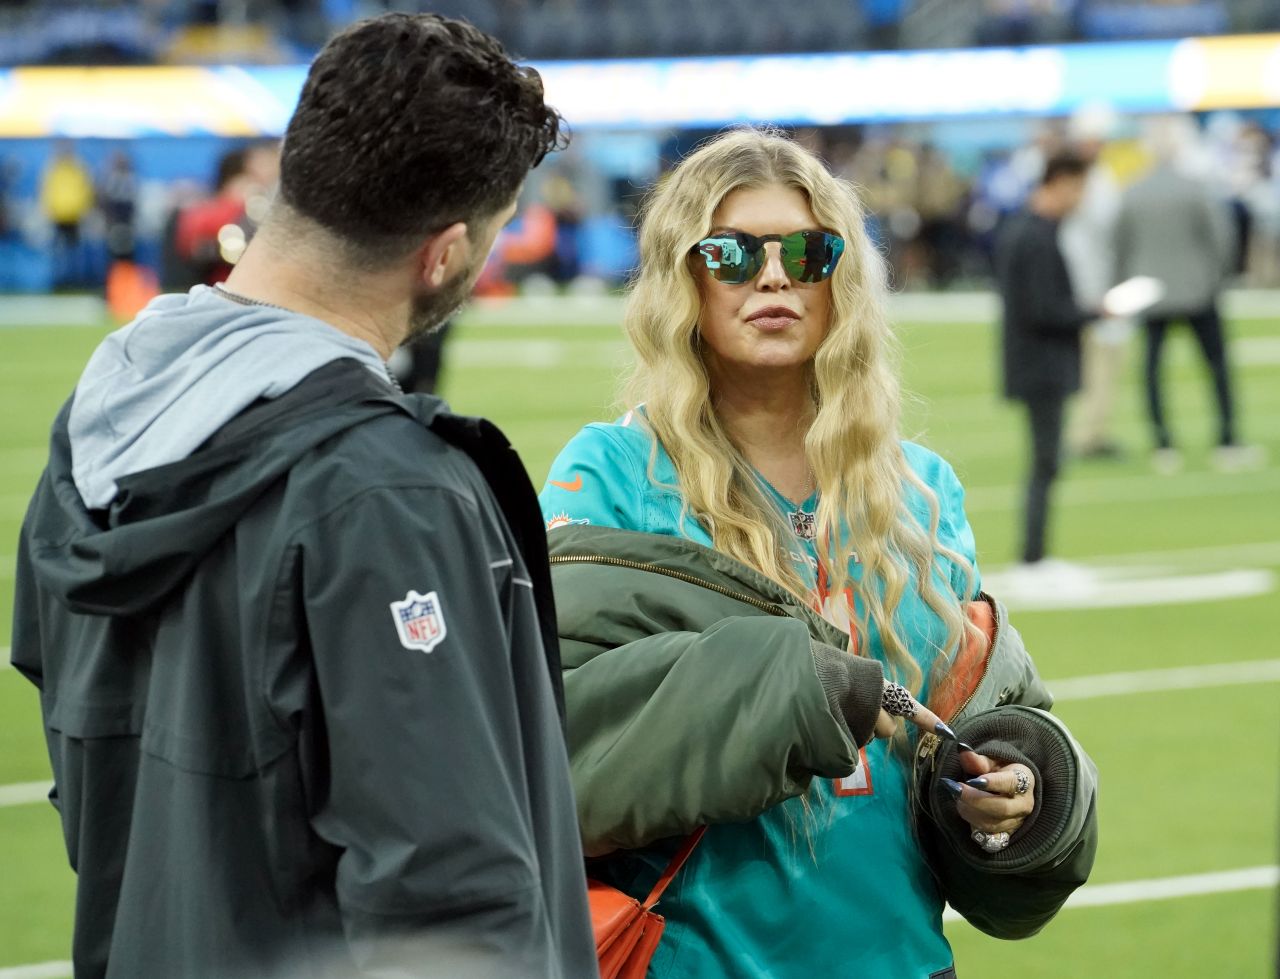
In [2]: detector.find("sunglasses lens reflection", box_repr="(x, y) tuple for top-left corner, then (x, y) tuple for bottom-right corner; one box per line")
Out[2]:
(780, 232), (845, 282)
(697, 236), (752, 283)
(693, 232), (843, 284)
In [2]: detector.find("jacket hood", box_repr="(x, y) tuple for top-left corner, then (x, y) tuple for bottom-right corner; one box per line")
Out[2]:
(67, 285), (388, 510)
(25, 360), (431, 618)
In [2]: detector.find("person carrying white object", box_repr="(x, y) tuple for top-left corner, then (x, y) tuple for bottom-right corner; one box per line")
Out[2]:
(1059, 124), (1132, 461)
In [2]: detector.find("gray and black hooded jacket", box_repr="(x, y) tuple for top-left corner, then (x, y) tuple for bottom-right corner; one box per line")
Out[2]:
(11, 290), (597, 979)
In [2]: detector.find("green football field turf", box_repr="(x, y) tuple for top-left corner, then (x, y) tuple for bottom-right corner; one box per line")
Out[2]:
(1, 307), (1278, 976)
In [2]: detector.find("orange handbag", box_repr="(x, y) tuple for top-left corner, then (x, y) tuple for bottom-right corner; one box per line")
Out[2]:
(589, 827), (706, 979)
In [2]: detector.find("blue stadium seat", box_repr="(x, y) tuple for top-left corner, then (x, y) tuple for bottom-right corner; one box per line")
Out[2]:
(1080, 1), (1228, 39)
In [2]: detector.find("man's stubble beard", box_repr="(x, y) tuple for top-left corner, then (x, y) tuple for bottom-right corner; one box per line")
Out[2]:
(406, 255), (480, 343)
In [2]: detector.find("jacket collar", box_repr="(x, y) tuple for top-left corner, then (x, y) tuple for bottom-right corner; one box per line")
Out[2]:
(546, 523), (850, 650)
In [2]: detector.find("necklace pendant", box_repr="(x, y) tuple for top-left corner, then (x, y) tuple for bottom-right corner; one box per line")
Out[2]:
(788, 510), (816, 541)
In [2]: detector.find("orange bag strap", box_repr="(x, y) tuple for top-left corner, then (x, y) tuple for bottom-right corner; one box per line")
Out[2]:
(927, 594), (997, 722)
(641, 826), (707, 911)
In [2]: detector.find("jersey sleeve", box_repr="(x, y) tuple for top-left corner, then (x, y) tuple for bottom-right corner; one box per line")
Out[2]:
(539, 423), (651, 533)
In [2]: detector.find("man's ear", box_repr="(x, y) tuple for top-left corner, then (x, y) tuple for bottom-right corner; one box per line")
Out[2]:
(418, 221), (469, 288)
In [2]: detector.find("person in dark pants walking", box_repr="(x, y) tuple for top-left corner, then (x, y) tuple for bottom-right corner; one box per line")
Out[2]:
(994, 153), (1093, 586)
(1142, 309), (1232, 458)
(1114, 143), (1263, 473)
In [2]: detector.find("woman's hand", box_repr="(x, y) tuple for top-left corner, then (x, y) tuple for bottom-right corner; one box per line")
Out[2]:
(874, 681), (958, 742)
(947, 748), (1037, 837)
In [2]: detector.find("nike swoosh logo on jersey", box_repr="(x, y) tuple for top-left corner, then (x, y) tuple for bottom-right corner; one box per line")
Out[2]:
(549, 474), (583, 492)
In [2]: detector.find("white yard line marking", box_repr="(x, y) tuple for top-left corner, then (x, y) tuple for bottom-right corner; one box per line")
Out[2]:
(448, 338), (629, 368)
(964, 467), (1280, 513)
(2, 287), (1269, 332)
(0, 963), (73, 979)
(0, 781), (50, 807)
(984, 568), (1276, 611)
(1236, 336), (1280, 366)
(449, 288), (1280, 328)
(1, 648), (10, 670)
(1077, 539), (1280, 569)
(942, 865), (1279, 922)
(0, 295), (109, 329)
(1048, 658), (1280, 701)
(447, 335), (1280, 375)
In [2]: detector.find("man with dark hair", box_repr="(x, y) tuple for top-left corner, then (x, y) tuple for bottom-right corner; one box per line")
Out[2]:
(12, 14), (596, 978)
(994, 151), (1095, 591)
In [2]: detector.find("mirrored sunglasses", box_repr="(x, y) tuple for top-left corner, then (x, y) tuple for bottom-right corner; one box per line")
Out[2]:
(689, 230), (845, 285)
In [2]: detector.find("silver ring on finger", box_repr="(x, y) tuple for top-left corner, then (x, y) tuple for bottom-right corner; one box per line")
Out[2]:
(981, 831), (1010, 853)
(881, 681), (917, 718)
(1014, 770), (1030, 796)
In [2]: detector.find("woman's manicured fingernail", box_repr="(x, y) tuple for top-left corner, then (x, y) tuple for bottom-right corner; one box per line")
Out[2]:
(957, 742), (976, 753)
(935, 721), (958, 742)
(939, 777), (965, 799)
(965, 777), (988, 790)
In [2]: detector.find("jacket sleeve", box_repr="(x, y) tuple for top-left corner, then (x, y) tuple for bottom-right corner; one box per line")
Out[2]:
(999, 219), (1089, 336)
(1021, 229), (1091, 335)
(294, 484), (573, 978)
(916, 600), (1098, 940)
(920, 706), (1098, 939)
(563, 615), (876, 856)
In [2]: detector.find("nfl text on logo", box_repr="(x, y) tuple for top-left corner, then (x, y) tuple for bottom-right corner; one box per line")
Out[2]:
(389, 590), (449, 653)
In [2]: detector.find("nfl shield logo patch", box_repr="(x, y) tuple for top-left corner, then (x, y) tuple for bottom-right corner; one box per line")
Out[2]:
(389, 590), (448, 653)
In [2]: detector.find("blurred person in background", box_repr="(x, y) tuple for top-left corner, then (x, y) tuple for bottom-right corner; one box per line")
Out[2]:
(1207, 115), (1280, 286)
(99, 149), (158, 320)
(1240, 121), (1280, 286)
(11, 13), (596, 979)
(1114, 121), (1263, 473)
(39, 141), (95, 290)
(862, 0), (905, 49)
(915, 142), (969, 288)
(1059, 106), (1131, 460)
(99, 149), (138, 262)
(994, 152), (1094, 587)
(1204, 113), (1262, 280)
(539, 129), (1098, 977)
(0, 156), (18, 290)
(847, 133), (923, 285)
(168, 139), (280, 288)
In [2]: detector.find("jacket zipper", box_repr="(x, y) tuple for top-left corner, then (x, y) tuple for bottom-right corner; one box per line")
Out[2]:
(548, 554), (791, 617)
(917, 593), (1002, 771)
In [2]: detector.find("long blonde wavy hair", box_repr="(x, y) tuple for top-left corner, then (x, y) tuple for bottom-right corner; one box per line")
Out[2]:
(622, 129), (975, 694)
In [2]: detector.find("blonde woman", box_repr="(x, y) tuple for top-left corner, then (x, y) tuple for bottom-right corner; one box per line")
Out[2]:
(540, 130), (1098, 978)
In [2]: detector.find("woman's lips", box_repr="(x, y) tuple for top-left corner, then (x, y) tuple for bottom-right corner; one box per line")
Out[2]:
(746, 306), (800, 332)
